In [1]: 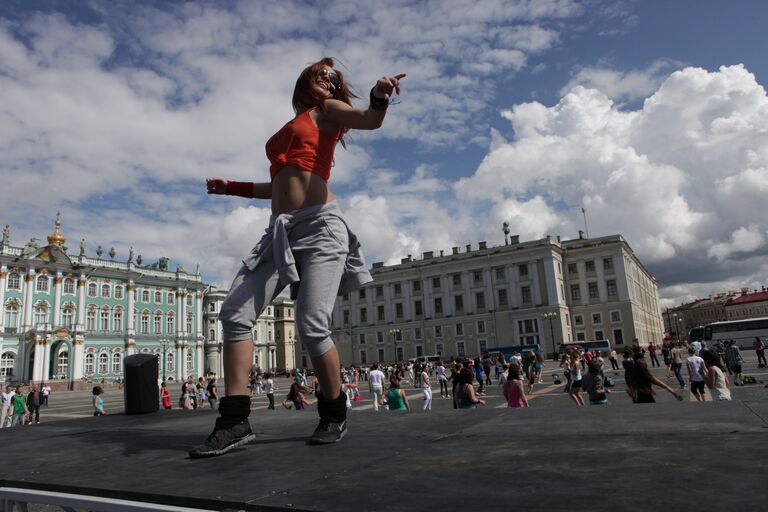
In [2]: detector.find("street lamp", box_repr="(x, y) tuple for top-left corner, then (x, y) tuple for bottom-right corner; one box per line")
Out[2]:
(388, 328), (401, 363)
(542, 312), (558, 360)
(160, 338), (169, 381)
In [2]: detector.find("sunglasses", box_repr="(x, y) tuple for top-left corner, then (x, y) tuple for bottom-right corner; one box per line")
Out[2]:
(318, 67), (341, 92)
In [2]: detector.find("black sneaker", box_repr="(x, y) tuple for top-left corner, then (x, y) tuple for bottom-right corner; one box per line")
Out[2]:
(188, 420), (255, 458)
(308, 419), (347, 445)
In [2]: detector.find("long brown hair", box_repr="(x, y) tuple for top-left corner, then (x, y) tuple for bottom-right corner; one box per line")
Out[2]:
(292, 57), (358, 146)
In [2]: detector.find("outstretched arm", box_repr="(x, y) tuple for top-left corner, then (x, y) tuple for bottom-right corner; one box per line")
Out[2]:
(323, 74), (406, 130)
(206, 178), (272, 199)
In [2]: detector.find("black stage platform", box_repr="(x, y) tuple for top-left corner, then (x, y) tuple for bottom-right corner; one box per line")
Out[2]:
(3, 396), (768, 511)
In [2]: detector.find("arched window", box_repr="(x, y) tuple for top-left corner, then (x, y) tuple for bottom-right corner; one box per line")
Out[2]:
(98, 353), (109, 373)
(61, 306), (74, 329)
(186, 294), (193, 307)
(85, 353), (95, 374)
(86, 308), (97, 331)
(63, 278), (75, 294)
(154, 312), (162, 334)
(36, 274), (49, 293)
(56, 350), (69, 376)
(154, 291), (162, 304)
(4, 303), (19, 328)
(0, 352), (15, 376)
(141, 290), (150, 303)
(100, 308), (110, 331)
(186, 314), (193, 334)
(186, 351), (194, 371)
(7, 272), (21, 290)
(34, 304), (49, 326)
(166, 314), (175, 334)
(209, 329), (216, 341)
(141, 311), (150, 334)
(112, 353), (121, 373)
(88, 283), (98, 297)
(101, 284), (111, 298)
(168, 292), (175, 305)
(113, 308), (123, 332)
(114, 285), (124, 300)
(167, 352), (174, 372)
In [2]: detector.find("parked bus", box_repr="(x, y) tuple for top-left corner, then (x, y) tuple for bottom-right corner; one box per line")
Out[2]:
(558, 340), (612, 357)
(703, 317), (768, 349)
(688, 326), (705, 342)
(488, 343), (543, 361)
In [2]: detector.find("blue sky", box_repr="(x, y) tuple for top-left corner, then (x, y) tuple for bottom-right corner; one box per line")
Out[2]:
(1, 0), (767, 308)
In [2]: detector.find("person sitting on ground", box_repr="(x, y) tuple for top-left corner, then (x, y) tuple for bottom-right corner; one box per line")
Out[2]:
(503, 364), (528, 408)
(283, 383), (317, 411)
(630, 359), (684, 403)
(381, 376), (409, 412)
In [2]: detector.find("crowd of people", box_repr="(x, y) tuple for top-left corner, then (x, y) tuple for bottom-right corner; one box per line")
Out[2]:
(1, 337), (761, 428)
(1, 383), (51, 427)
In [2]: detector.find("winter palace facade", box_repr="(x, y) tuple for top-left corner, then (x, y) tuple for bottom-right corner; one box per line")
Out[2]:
(0, 216), (207, 387)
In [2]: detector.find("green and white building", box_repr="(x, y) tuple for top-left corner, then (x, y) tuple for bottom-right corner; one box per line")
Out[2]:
(0, 215), (206, 387)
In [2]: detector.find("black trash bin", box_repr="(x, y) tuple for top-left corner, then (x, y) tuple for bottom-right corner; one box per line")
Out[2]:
(124, 353), (159, 415)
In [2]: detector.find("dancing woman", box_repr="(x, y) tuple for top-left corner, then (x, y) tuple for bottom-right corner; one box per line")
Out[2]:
(190, 58), (404, 457)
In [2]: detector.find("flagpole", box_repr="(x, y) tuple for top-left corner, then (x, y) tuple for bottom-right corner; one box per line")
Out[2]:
(581, 207), (589, 238)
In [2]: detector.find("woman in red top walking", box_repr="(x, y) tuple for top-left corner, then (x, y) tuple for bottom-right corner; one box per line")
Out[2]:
(190, 58), (405, 458)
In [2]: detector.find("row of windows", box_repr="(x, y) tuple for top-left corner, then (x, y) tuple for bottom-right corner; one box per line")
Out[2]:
(0, 349), (195, 377)
(569, 280), (618, 301)
(345, 265), (538, 303)
(349, 318), (531, 345)
(3, 304), (193, 334)
(567, 257), (614, 275)
(4, 274), (195, 306)
(573, 328), (625, 345)
(342, 286), (535, 326)
(573, 311), (622, 326)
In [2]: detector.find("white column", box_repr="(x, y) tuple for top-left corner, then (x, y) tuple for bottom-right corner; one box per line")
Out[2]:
(176, 342), (184, 380)
(531, 260), (543, 306)
(72, 340), (84, 379)
(484, 269), (494, 310)
(32, 339), (45, 381)
(196, 341), (203, 377)
(23, 269), (36, 330)
(0, 267), (7, 330)
(76, 275), (86, 330)
(403, 280), (413, 320)
(126, 281), (135, 335)
(53, 273), (63, 327)
(176, 289), (184, 337)
(42, 337), (52, 381)
(196, 291), (203, 338)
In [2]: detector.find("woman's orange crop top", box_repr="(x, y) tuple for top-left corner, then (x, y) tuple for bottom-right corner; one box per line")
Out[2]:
(266, 108), (339, 182)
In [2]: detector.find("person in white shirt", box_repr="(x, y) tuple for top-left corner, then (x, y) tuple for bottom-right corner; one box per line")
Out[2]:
(1, 385), (15, 428)
(368, 363), (386, 412)
(686, 347), (707, 402)
(436, 362), (449, 398)
(699, 351), (731, 401)
(420, 368), (432, 411)
(42, 384), (51, 408)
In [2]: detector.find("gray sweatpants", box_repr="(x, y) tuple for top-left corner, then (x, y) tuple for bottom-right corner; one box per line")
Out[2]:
(220, 213), (349, 357)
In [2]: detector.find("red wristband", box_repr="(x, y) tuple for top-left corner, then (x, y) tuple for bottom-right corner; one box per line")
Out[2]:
(225, 181), (255, 198)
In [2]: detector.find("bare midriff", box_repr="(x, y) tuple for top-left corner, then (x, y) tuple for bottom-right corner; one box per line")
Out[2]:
(271, 166), (335, 214)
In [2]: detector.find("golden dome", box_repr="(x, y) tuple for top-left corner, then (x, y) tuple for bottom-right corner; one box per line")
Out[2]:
(47, 212), (67, 247)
